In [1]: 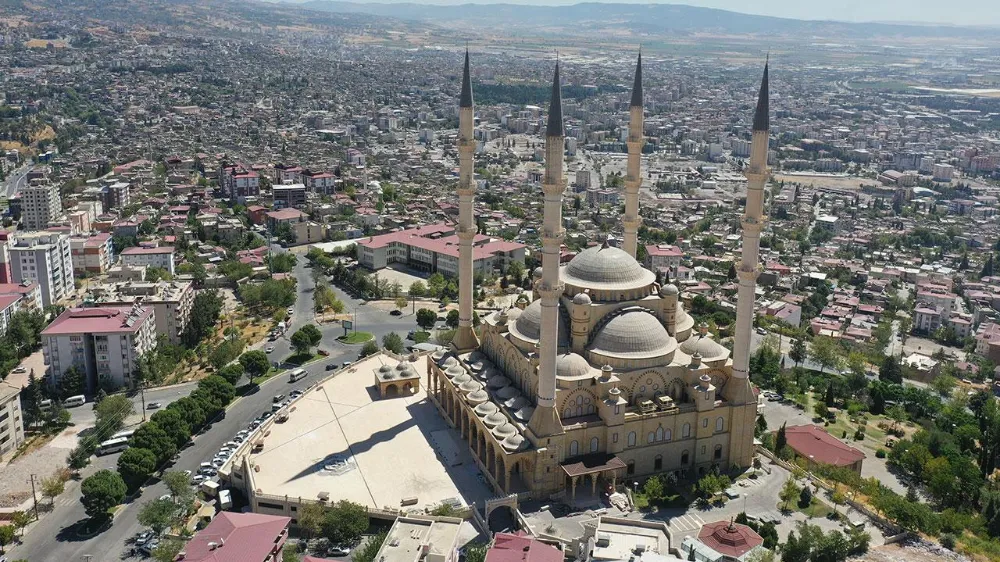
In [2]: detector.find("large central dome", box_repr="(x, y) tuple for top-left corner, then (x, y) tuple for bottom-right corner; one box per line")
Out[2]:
(588, 309), (677, 360)
(562, 245), (655, 291)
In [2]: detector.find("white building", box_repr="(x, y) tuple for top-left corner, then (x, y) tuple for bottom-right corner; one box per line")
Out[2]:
(933, 163), (955, 182)
(0, 381), (25, 461)
(21, 183), (62, 231)
(120, 246), (175, 276)
(41, 305), (157, 392)
(644, 244), (684, 276)
(90, 280), (195, 345)
(8, 231), (74, 307)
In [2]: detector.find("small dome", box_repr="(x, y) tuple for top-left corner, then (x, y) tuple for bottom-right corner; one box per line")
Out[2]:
(445, 366), (466, 379)
(505, 395), (529, 410)
(441, 356), (459, 368)
(510, 299), (568, 345)
(431, 350), (447, 362)
(556, 352), (592, 380)
(474, 402), (499, 417)
(563, 245), (655, 291)
(679, 333), (730, 363)
(589, 309), (677, 360)
(379, 365), (392, 373)
(573, 292), (592, 305)
(503, 307), (522, 323)
(487, 374), (511, 389)
(660, 284), (679, 296)
(381, 370), (396, 380)
(513, 405), (535, 422)
(533, 267), (543, 279)
(452, 373), (472, 385)
(492, 423), (517, 439)
(459, 380), (482, 394)
(497, 386), (520, 400)
(469, 360), (485, 372)
(484, 411), (507, 428)
(467, 389), (489, 404)
(501, 433), (527, 452)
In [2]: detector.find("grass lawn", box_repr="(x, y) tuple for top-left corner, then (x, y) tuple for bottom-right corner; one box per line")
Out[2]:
(412, 331), (431, 344)
(783, 496), (834, 519)
(338, 331), (374, 344)
(283, 352), (319, 366)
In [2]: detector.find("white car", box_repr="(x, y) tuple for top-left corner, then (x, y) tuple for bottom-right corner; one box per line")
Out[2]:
(265, 346), (275, 354)
(287, 308), (294, 316)
(191, 475), (207, 485)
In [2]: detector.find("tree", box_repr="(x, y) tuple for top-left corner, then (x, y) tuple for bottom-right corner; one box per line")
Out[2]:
(22, 372), (45, 428)
(162, 471), (194, 508)
(775, 422), (788, 454)
(80, 470), (127, 521)
(166, 397), (206, 433)
(394, 296), (408, 312)
(799, 485), (813, 508)
(879, 355), (902, 384)
(781, 525), (812, 562)
(138, 498), (177, 535)
(382, 332), (404, 354)
(41, 474), (65, 505)
(360, 340), (379, 358)
(983, 253), (995, 279)
(416, 308), (437, 330)
(118, 446), (159, 490)
(297, 502), (326, 538)
(694, 473), (730, 499)
(408, 281), (427, 298)
(129, 421), (176, 464)
(182, 290), (224, 347)
(809, 336), (842, 374)
(643, 475), (664, 499)
(150, 409), (191, 448)
(10, 510), (30, 537)
(353, 530), (390, 562)
(239, 350), (270, 383)
(94, 394), (134, 440)
(291, 324), (322, 356)
(779, 477), (799, 511)
(59, 365), (86, 398)
(0, 525), (14, 554)
(151, 538), (186, 562)
(812, 530), (849, 562)
(320, 500), (369, 545)
(218, 363), (245, 386)
(789, 338), (807, 368)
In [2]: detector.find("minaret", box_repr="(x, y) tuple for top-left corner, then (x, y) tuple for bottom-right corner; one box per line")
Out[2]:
(453, 50), (480, 351)
(623, 53), (644, 258)
(726, 60), (770, 468)
(527, 62), (566, 439)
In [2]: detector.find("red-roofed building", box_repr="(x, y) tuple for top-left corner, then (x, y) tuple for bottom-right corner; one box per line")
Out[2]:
(681, 520), (765, 561)
(644, 244), (683, 275)
(486, 532), (562, 562)
(182, 512), (290, 562)
(121, 246), (175, 275)
(356, 223), (526, 275)
(266, 209), (307, 232)
(784, 425), (865, 473)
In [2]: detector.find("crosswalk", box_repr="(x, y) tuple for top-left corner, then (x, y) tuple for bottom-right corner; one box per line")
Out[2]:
(666, 513), (704, 534)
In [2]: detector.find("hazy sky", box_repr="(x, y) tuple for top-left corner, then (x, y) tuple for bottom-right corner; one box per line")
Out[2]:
(290, 0), (1000, 27)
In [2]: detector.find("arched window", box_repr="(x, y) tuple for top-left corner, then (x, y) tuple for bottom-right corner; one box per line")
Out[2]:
(716, 417), (724, 432)
(569, 440), (579, 456)
(714, 445), (723, 460)
(702, 418), (709, 428)
(647, 432), (655, 444)
(590, 437), (599, 452)
(575, 405), (584, 417)
(627, 460), (635, 475)
(681, 450), (690, 464)
(627, 432), (636, 447)
(682, 423), (691, 438)
(587, 404), (596, 415)
(563, 408), (572, 419)
(664, 429), (672, 442)
(655, 427), (664, 441)
(654, 455), (663, 471)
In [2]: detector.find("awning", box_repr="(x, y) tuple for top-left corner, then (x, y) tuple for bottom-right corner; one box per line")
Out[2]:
(561, 453), (627, 478)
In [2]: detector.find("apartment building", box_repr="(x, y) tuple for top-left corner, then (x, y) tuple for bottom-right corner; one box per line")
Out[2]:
(20, 183), (62, 231)
(220, 165), (261, 204)
(0, 281), (42, 335)
(90, 280), (194, 345)
(0, 381), (25, 462)
(302, 170), (337, 194)
(8, 230), (74, 307)
(356, 223), (526, 275)
(644, 244), (684, 276)
(272, 183), (307, 209)
(42, 305), (156, 392)
(182, 512), (290, 562)
(70, 232), (114, 275)
(120, 246), (175, 276)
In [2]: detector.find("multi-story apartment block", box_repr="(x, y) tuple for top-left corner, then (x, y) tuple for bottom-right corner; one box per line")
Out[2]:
(41, 305), (156, 392)
(272, 183), (307, 209)
(120, 246), (175, 276)
(21, 183), (62, 231)
(106, 181), (131, 211)
(90, 280), (194, 345)
(356, 222), (526, 275)
(0, 281), (42, 335)
(220, 165), (261, 204)
(8, 231), (74, 307)
(302, 170), (337, 194)
(70, 232), (115, 275)
(0, 381), (25, 461)
(644, 244), (684, 276)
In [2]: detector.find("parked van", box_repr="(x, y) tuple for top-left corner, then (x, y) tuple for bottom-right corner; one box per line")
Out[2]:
(288, 368), (307, 383)
(64, 395), (86, 408)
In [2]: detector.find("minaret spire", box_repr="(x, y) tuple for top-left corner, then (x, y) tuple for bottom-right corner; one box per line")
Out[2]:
(452, 49), (479, 351)
(727, 59), (771, 469)
(623, 52), (644, 258)
(528, 61), (567, 440)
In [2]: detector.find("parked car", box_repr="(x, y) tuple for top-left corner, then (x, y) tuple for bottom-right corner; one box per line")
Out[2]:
(265, 346), (275, 354)
(326, 364), (337, 371)
(272, 394), (285, 403)
(390, 310), (402, 316)
(11, 366), (26, 374)
(135, 530), (154, 547)
(147, 402), (162, 410)
(287, 308), (295, 316)
(328, 546), (352, 557)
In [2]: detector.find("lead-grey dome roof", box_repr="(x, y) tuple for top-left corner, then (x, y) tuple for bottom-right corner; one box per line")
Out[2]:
(589, 309), (676, 360)
(562, 245), (656, 291)
(556, 352), (593, 380)
(509, 299), (568, 345)
(679, 333), (730, 363)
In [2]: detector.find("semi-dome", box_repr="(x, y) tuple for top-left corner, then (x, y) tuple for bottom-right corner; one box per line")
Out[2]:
(679, 333), (730, 363)
(589, 309), (676, 360)
(484, 411), (507, 428)
(556, 352), (593, 380)
(452, 373), (472, 386)
(487, 374), (511, 389)
(505, 395), (529, 410)
(459, 380), (483, 394)
(513, 405), (535, 422)
(445, 366), (466, 379)
(509, 299), (568, 345)
(467, 389), (489, 404)
(501, 433), (527, 452)
(562, 245), (655, 291)
(474, 402), (499, 417)
(492, 423), (517, 439)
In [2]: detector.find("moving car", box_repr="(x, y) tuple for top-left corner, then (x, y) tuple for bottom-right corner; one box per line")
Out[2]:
(287, 307), (294, 316)
(328, 546), (352, 557)
(147, 402), (162, 410)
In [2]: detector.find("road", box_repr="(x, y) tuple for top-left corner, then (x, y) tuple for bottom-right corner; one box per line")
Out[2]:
(3, 162), (32, 198)
(9, 251), (422, 561)
(68, 382), (198, 428)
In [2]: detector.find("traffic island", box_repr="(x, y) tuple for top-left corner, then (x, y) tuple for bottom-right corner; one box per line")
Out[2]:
(337, 331), (374, 345)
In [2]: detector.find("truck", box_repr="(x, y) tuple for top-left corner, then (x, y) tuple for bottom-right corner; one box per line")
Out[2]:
(218, 489), (232, 510)
(200, 480), (220, 497)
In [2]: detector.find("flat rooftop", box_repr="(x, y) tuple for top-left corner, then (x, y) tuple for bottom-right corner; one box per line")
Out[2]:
(593, 518), (671, 561)
(251, 353), (492, 511)
(377, 516), (461, 562)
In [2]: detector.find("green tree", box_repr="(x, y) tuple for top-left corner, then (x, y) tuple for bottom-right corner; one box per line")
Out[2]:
(320, 500), (369, 545)
(10, 510), (30, 537)
(789, 338), (807, 368)
(0, 525), (15, 554)
(117, 447), (158, 490)
(446, 309), (460, 329)
(181, 290), (224, 347)
(416, 308), (437, 330)
(59, 365), (86, 399)
(394, 296), (408, 312)
(809, 336), (843, 374)
(297, 502), (327, 538)
(290, 324), (322, 356)
(775, 422), (788, 454)
(151, 538), (186, 562)
(94, 394), (135, 440)
(879, 355), (902, 384)
(780, 477), (799, 511)
(138, 498), (177, 535)
(360, 340), (379, 358)
(643, 475), (664, 499)
(781, 523), (814, 562)
(353, 530), (390, 562)
(129, 421), (176, 464)
(80, 470), (127, 521)
(41, 474), (65, 505)
(409, 281), (427, 298)
(218, 363), (245, 386)
(149, 409), (191, 448)
(162, 471), (194, 508)
(239, 350), (270, 383)
(165, 397), (206, 433)
(382, 332), (404, 354)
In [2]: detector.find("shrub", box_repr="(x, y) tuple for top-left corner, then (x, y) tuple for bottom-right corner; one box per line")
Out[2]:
(875, 449), (886, 459)
(940, 533), (956, 550)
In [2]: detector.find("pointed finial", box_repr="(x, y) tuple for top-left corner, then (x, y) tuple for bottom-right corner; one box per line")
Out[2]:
(630, 51), (643, 108)
(752, 57), (769, 132)
(460, 49), (473, 108)
(545, 60), (564, 138)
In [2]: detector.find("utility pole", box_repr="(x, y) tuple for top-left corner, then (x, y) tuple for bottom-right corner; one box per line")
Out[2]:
(29, 473), (39, 521)
(140, 382), (147, 422)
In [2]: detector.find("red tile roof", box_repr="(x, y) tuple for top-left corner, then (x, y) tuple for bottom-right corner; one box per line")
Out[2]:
(698, 521), (763, 559)
(785, 425), (865, 467)
(42, 306), (153, 336)
(485, 532), (562, 562)
(121, 246), (175, 255)
(182, 512), (290, 562)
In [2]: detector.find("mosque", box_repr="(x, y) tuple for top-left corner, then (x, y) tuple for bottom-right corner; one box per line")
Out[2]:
(426, 51), (770, 500)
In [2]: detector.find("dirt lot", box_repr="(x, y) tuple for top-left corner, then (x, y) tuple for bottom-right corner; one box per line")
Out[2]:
(857, 541), (971, 562)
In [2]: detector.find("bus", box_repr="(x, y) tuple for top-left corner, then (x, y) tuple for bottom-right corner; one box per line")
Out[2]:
(112, 429), (136, 440)
(96, 437), (130, 456)
(288, 368), (307, 383)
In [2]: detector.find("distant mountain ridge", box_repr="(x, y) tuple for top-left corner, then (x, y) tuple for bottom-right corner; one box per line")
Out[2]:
(291, 0), (1000, 38)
